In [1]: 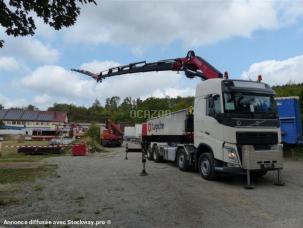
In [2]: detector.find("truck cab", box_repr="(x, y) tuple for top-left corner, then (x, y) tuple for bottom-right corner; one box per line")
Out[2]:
(194, 79), (283, 181)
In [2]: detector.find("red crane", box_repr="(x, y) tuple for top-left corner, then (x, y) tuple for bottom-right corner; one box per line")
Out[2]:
(71, 50), (223, 82)
(100, 119), (123, 147)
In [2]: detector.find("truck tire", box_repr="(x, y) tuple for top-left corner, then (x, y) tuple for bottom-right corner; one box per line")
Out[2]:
(198, 152), (217, 180)
(177, 148), (190, 171)
(147, 146), (153, 160)
(251, 170), (267, 178)
(153, 145), (163, 162)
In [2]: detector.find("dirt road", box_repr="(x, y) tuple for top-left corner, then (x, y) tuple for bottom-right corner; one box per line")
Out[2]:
(1, 145), (303, 228)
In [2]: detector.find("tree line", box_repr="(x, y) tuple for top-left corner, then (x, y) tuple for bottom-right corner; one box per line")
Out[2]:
(1, 83), (303, 123)
(0, 96), (194, 124)
(47, 96), (194, 123)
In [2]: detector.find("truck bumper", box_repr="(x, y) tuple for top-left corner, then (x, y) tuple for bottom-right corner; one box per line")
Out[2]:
(215, 166), (243, 173)
(241, 144), (283, 170)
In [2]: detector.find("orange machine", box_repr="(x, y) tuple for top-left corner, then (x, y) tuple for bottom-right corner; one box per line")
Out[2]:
(100, 119), (123, 147)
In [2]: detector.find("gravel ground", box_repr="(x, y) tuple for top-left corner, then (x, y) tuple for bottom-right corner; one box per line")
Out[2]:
(1, 144), (303, 228)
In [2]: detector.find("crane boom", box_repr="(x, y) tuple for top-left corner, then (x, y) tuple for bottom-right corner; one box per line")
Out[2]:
(71, 50), (223, 82)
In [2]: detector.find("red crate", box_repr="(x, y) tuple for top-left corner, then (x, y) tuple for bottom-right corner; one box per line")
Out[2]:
(72, 144), (88, 156)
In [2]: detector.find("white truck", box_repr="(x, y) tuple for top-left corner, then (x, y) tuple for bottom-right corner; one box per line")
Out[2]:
(72, 50), (284, 187)
(141, 79), (284, 187)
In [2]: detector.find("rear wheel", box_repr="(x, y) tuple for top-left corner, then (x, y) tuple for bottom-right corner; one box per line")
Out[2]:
(153, 145), (162, 162)
(147, 146), (153, 160)
(177, 149), (190, 171)
(198, 153), (217, 180)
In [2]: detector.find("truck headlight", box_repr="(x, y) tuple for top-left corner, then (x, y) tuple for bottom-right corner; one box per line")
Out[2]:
(224, 146), (238, 163)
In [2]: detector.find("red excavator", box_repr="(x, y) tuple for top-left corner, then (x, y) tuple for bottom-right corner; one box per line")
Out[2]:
(100, 119), (123, 147)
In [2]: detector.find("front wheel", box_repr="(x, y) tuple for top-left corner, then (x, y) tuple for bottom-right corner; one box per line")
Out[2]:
(198, 153), (217, 180)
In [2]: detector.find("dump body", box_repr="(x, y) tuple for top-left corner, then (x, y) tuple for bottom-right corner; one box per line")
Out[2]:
(143, 109), (193, 143)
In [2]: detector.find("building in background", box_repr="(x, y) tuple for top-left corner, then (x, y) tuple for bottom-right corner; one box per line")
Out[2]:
(0, 109), (68, 140)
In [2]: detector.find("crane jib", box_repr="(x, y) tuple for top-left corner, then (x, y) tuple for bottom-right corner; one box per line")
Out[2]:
(71, 50), (223, 82)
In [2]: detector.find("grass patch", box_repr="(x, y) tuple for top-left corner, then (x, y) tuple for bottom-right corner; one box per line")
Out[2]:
(0, 186), (20, 206)
(0, 164), (57, 184)
(0, 196), (19, 206)
(0, 154), (45, 163)
(0, 141), (60, 208)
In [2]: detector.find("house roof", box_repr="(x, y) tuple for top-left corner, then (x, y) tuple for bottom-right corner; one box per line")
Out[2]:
(0, 109), (68, 122)
(0, 110), (7, 119)
(5, 109), (23, 120)
(20, 111), (39, 121)
(37, 111), (53, 121)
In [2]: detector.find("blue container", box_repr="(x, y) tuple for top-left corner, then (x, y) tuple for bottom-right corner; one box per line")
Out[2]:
(276, 97), (302, 144)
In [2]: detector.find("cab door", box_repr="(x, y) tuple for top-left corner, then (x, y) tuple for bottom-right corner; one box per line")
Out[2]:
(194, 94), (224, 160)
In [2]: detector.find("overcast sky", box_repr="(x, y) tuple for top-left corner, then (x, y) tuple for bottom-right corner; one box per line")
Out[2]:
(1, 0), (303, 109)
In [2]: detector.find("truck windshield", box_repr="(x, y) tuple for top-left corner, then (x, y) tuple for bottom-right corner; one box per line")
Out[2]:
(223, 92), (276, 114)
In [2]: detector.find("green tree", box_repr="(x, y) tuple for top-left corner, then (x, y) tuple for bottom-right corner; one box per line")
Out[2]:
(91, 99), (101, 108)
(26, 104), (38, 111)
(88, 99), (106, 122)
(85, 122), (100, 142)
(0, 0), (96, 47)
(105, 96), (121, 116)
(0, 104), (4, 110)
(120, 97), (133, 111)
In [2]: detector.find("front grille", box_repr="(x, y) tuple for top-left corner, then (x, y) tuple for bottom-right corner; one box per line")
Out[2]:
(236, 132), (278, 145)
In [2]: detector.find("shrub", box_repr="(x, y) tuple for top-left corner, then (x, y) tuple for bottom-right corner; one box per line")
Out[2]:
(85, 123), (100, 142)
